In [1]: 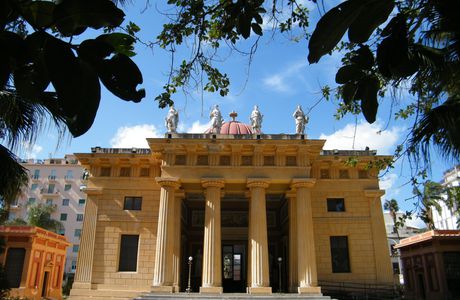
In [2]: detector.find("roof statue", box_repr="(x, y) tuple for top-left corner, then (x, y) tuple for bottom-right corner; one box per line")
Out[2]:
(250, 105), (263, 134)
(210, 104), (224, 134)
(293, 105), (308, 134)
(165, 105), (179, 133)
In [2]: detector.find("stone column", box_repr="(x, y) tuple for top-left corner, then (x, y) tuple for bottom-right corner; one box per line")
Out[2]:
(286, 191), (298, 293)
(200, 179), (225, 293)
(152, 177), (180, 292)
(173, 190), (185, 292)
(247, 179), (272, 294)
(291, 179), (321, 294)
(71, 188), (102, 290)
(365, 190), (394, 284)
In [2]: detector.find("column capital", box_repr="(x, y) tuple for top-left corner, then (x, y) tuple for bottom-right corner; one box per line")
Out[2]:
(201, 178), (225, 189)
(290, 178), (316, 189)
(85, 187), (104, 195)
(247, 178), (270, 189)
(156, 177), (181, 189)
(364, 189), (385, 198)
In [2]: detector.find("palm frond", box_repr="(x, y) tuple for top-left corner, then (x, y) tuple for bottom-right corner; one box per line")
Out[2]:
(0, 145), (28, 207)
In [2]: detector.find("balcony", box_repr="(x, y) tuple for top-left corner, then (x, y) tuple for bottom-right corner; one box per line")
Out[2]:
(40, 189), (60, 197)
(30, 174), (40, 180)
(64, 175), (74, 181)
(10, 203), (22, 209)
(48, 175), (57, 181)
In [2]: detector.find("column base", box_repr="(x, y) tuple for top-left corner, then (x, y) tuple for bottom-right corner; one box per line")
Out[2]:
(151, 286), (174, 293)
(298, 286), (321, 294)
(200, 286), (223, 294)
(248, 286), (272, 294)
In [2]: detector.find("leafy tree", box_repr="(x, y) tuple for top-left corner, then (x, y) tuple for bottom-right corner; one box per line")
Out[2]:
(384, 199), (401, 238)
(414, 181), (443, 230)
(25, 203), (64, 233)
(0, 0), (146, 208)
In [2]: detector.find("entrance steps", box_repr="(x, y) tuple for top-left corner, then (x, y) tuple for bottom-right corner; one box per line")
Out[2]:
(135, 293), (335, 300)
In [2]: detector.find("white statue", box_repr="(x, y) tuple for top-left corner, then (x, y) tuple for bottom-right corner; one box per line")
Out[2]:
(293, 105), (308, 134)
(250, 105), (263, 133)
(165, 105), (179, 133)
(210, 104), (224, 133)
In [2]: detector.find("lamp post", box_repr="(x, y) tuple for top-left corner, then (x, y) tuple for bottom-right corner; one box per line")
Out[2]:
(278, 257), (283, 293)
(186, 256), (193, 293)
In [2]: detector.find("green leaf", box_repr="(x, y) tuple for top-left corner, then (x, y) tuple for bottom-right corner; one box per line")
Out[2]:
(251, 23), (263, 36)
(0, 0), (16, 30)
(77, 39), (114, 64)
(96, 33), (135, 57)
(342, 82), (359, 105)
(308, 0), (364, 63)
(19, 0), (56, 29)
(97, 54), (145, 102)
(54, 0), (125, 36)
(335, 65), (364, 84)
(348, 0), (395, 43)
(238, 13), (252, 39)
(350, 45), (374, 70)
(44, 34), (101, 137)
(357, 76), (379, 123)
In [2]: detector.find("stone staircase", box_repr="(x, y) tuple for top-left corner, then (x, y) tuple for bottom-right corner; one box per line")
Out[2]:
(134, 293), (335, 300)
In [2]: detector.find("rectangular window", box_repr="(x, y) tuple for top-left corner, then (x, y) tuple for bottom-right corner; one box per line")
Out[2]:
(49, 170), (57, 180)
(118, 235), (139, 272)
(76, 214), (83, 222)
(140, 167), (150, 177)
(64, 184), (71, 191)
(47, 184), (55, 193)
(71, 260), (77, 271)
(358, 170), (368, 179)
(46, 199), (53, 206)
(62, 199), (69, 206)
(286, 156), (297, 166)
(330, 236), (351, 273)
(241, 156), (253, 166)
(78, 199), (86, 206)
(327, 198), (345, 212)
(263, 156), (275, 166)
(60, 213), (67, 221)
(72, 245), (79, 253)
(100, 167), (111, 177)
(31, 183), (38, 191)
(197, 155), (209, 166)
(175, 155), (186, 165)
(124, 197), (142, 211)
(74, 229), (81, 237)
(65, 170), (73, 179)
(28, 198), (36, 205)
(119, 167), (131, 177)
(58, 228), (65, 235)
(33, 169), (40, 179)
(320, 169), (330, 179)
(339, 169), (349, 179)
(219, 155), (231, 166)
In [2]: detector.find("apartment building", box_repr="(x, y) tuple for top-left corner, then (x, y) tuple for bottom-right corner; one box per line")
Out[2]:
(432, 165), (460, 230)
(9, 154), (86, 278)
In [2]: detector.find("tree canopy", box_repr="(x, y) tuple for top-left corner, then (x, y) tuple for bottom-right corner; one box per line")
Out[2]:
(1, 0), (459, 217)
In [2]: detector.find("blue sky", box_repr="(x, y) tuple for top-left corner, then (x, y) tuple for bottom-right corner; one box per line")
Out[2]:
(7, 1), (453, 225)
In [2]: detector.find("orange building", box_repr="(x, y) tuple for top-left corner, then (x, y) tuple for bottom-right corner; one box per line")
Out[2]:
(0, 225), (70, 299)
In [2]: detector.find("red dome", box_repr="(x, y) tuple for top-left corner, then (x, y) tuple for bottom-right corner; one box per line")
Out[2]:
(205, 111), (256, 134)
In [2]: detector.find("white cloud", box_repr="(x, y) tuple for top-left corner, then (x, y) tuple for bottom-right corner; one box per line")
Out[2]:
(380, 173), (398, 191)
(110, 124), (162, 148)
(21, 142), (43, 159)
(263, 60), (305, 92)
(184, 120), (212, 133)
(319, 121), (402, 154)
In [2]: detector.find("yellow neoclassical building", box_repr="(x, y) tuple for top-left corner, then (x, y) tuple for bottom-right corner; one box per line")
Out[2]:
(69, 112), (393, 299)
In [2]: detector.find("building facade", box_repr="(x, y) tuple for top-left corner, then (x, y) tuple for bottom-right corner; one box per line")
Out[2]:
(9, 155), (87, 277)
(69, 116), (394, 299)
(0, 225), (70, 299)
(432, 165), (460, 230)
(395, 230), (460, 300)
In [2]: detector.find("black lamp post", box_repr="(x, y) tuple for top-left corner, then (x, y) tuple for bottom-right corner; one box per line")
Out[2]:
(186, 256), (193, 293)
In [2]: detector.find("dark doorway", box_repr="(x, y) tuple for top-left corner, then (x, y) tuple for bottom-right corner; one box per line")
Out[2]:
(417, 273), (426, 299)
(222, 243), (246, 292)
(42, 271), (50, 297)
(5, 248), (26, 288)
